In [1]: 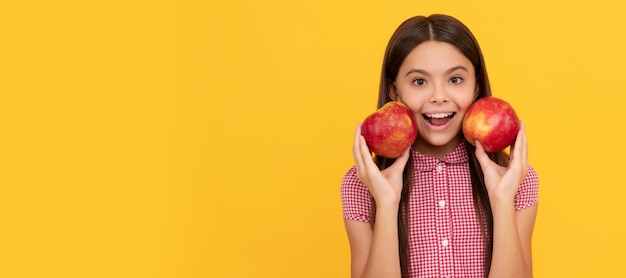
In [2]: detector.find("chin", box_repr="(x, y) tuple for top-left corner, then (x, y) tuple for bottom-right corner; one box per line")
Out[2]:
(417, 133), (463, 151)
(431, 136), (459, 147)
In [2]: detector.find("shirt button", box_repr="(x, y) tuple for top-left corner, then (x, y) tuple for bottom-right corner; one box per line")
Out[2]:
(438, 200), (446, 207)
(436, 164), (443, 173)
(442, 239), (449, 247)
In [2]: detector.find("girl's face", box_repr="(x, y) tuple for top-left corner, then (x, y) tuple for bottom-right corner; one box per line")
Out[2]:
(390, 40), (477, 158)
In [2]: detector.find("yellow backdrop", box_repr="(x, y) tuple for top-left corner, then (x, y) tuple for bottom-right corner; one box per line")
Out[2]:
(1, 0), (625, 277)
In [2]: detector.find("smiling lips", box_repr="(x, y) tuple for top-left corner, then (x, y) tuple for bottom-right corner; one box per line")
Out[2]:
(423, 112), (455, 126)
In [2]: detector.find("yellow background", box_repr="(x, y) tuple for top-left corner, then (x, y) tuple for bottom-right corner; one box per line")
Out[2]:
(1, 0), (625, 277)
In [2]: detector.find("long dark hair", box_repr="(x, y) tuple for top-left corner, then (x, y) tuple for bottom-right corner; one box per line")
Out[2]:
(371, 14), (508, 277)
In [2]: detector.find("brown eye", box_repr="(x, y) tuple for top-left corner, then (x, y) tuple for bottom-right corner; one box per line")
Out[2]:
(412, 79), (426, 86)
(450, 77), (463, 84)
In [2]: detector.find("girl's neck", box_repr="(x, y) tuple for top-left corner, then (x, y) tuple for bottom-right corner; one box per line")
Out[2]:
(413, 135), (463, 159)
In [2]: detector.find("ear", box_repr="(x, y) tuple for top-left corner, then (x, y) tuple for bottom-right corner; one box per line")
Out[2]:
(388, 81), (399, 101)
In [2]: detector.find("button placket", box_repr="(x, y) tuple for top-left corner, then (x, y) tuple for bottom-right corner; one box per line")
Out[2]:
(433, 161), (453, 276)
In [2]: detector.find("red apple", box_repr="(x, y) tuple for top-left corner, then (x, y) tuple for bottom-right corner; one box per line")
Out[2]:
(361, 101), (417, 158)
(462, 96), (520, 153)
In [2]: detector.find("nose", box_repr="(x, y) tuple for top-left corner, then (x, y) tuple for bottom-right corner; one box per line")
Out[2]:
(429, 84), (448, 103)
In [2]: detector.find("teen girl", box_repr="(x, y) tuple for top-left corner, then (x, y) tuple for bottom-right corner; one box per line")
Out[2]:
(341, 14), (539, 278)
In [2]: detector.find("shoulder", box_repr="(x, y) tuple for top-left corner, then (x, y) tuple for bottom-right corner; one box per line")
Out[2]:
(524, 165), (539, 186)
(341, 166), (359, 185)
(514, 164), (539, 211)
(340, 166), (372, 222)
(340, 166), (369, 199)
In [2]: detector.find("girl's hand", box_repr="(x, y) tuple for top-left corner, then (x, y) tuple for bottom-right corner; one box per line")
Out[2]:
(474, 122), (529, 204)
(352, 125), (411, 207)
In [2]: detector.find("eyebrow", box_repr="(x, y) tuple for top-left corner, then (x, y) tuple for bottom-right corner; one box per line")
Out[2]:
(405, 66), (469, 76)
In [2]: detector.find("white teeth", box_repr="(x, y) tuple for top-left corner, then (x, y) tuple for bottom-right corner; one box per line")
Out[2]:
(425, 112), (453, 119)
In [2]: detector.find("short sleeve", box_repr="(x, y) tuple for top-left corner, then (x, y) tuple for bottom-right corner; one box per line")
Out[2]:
(340, 166), (372, 222)
(514, 165), (539, 211)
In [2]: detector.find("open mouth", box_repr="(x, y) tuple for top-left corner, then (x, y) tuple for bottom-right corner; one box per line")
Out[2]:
(423, 112), (455, 126)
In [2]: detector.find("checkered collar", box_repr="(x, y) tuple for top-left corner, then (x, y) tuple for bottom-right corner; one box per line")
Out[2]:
(411, 140), (469, 172)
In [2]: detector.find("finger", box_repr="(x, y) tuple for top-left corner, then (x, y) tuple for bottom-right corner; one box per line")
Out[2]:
(508, 122), (529, 180)
(508, 135), (516, 161)
(358, 135), (376, 170)
(518, 122), (529, 171)
(357, 135), (381, 182)
(520, 122), (528, 164)
(352, 124), (374, 168)
(474, 140), (494, 171)
(389, 147), (411, 172)
(509, 122), (525, 163)
(352, 125), (365, 172)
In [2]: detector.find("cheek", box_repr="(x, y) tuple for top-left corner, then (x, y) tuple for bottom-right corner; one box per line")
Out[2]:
(395, 90), (426, 109)
(456, 94), (476, 114)
(456, 83), (477, 110)
(399, 97), (428, 114)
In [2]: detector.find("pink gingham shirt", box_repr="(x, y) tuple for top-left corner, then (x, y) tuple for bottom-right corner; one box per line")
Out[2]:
(340, 141), (539, 278)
